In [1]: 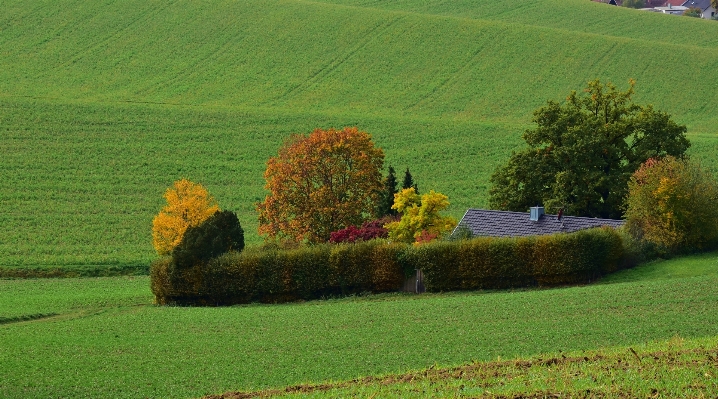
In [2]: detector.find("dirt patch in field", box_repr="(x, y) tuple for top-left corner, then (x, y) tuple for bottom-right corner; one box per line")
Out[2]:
(202, 346), (718, 398)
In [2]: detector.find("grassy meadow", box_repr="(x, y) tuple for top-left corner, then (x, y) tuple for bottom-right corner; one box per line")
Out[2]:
(209, 335), (718, 398)
(0, 251), (717, 398)
(2, 1), (718, 398)
(1, 0), (718, 266)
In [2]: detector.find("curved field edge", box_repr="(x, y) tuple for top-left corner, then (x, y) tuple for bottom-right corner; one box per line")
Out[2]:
(203, 334), (718, 398)
(313, 0), (718, 49)
(0, 253), (717, 398)
(1, 0), (717, 125)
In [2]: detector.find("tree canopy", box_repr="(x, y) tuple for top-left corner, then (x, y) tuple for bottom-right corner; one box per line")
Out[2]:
(402, 168), (419, 194)
(625, 157), (718, 254)
(385, 188), (457, 244)
(489, 79), (689, 219)
(257, 127), (384, 243)
(152, 179), (220, 256)
(622, 0), (645, 8)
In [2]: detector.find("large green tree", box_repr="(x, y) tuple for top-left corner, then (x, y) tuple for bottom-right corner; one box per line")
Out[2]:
(489, 79), (690, 219)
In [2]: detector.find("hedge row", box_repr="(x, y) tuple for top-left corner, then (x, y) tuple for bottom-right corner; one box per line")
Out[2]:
(151, 227), (625, 305)
(411, 227), (624, 291)
(151, 240), (407, 305)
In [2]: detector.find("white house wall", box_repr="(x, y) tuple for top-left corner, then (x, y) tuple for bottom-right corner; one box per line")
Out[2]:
(702, 6), (715, 18)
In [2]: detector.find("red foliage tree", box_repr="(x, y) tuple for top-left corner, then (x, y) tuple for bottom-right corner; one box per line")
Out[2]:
(257, 127), (385, 243)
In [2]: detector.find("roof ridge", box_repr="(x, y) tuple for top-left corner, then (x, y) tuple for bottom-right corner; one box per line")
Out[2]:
(466, 208), (623, 222)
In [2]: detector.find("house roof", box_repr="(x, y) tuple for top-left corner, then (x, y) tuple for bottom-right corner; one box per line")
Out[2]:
(456, 208), (625, 238)
(663, 0), (687, 7)
(654, 5), (688, 11)
(682, 0), (712, 10)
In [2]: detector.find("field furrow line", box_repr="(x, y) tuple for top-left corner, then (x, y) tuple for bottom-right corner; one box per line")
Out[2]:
(274, 14), (406, 102)
(56, 0), (181, 70)
(402, 28), (500, 113)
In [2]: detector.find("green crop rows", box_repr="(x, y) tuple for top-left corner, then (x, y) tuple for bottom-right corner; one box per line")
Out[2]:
(218, 335), (718, 398)
(0, 252), (716, 398)
(2, 1), (718, 397)
(1, 0), (718, 267)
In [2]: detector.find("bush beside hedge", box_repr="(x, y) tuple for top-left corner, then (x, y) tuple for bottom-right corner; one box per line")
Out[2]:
(151, 227), (626, 305)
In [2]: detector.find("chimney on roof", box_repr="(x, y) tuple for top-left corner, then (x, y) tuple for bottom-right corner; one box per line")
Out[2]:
(530, 206), (544, 222)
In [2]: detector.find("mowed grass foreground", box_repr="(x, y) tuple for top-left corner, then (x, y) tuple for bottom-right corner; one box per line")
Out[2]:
(2, 0), (718, 267)
(1, 252), (717, 398)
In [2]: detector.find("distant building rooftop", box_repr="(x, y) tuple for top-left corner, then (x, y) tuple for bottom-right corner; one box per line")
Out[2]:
(654, 5), (688, 11)
(455, 207), (625, 238)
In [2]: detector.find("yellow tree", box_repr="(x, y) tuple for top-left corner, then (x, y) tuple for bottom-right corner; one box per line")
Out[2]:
(257, 127), (384, 243)
(152, 179), (220, 256)
(625, 157), (718, 253)
(385, 188), (457, 245)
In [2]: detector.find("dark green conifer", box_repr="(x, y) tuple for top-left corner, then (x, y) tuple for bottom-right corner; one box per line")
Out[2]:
(376, 166), (398, 217)
(402, 168), (418, 194)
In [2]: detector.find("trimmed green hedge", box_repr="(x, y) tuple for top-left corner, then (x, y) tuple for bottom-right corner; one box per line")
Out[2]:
(410, 227), (623, 291)
(151, 227), (625, 305)
(151, 240), (407, 305)
(409, 236), (535, 291)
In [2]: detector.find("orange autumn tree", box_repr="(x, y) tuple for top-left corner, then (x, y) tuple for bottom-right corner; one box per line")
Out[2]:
(152, 178), (220, 256)
(257, 127), (384, 243)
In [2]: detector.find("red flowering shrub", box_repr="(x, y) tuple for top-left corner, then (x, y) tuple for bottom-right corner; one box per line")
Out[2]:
(329, 216), (399, 243)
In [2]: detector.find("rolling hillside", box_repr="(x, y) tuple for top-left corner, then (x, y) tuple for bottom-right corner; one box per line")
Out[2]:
(1, 0), (717, 266)
(1, 252), (717, 398)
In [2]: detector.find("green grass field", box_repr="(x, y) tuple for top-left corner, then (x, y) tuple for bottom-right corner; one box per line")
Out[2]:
(1, 0), (718, 267)
(1, 252), (717, 398)
(3, 1), (717, 397)
(209, 335), (718, 398)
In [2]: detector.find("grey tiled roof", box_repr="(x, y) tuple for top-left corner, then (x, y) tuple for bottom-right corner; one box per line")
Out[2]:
(456, 209), (625, 238)
(682, 0), (711, 9)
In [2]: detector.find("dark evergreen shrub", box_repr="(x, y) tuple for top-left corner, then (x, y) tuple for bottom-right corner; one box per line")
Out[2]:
(448, 224), (474, 241)
(172, 210), (244, 269)
(376, 166), (398, 217)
